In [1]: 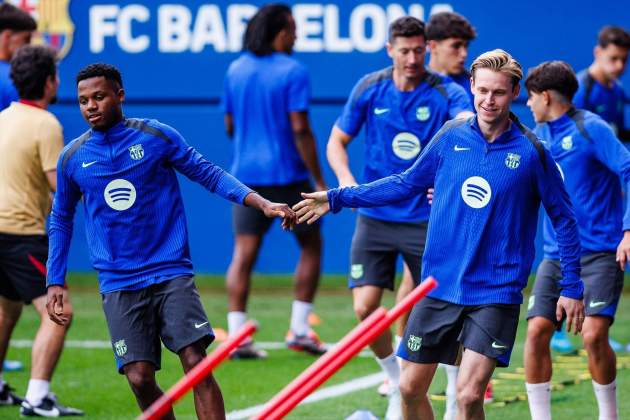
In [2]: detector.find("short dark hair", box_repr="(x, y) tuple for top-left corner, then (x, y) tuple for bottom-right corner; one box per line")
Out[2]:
(244, 3), (292, 56)
(389, 16), (425, 43)
(0, 3), (37, 32)
(10, 45), (56, 100)
(598, 26), (630, 49)
(426, 12), (476, 41)
(76, 63), (123, 89)
(525, 61), (578, 102)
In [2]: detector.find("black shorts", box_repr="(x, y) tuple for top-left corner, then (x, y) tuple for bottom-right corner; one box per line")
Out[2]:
(102, 276), (214, 374)
(527, 253), (623, 325)
(348, 215), (426, 290)
(397, 297), (520, 368)
(233, 180), (319, 236)
(0, 233), (48, 304)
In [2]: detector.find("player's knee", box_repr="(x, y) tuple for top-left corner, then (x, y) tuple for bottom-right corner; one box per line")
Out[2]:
(353, 301), (378, 320)
(125, 365), (157, 392)
(526, 317), (553, 346)
(582, 327), (608, 353)
(399, 377), (422, 403)
(456, 385), (484, 409)
(180, 348), (205, 372)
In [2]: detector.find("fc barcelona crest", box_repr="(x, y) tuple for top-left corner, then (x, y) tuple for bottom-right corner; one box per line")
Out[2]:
(10, 0), (75, 60)
(128, 144), (144, 160)
(416, 106), (430, 122)
(504, 153), (521, 170)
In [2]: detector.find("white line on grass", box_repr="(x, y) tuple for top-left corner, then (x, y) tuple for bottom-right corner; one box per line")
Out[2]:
(9, 340), (373, 357)
(225, 372), (385, 419)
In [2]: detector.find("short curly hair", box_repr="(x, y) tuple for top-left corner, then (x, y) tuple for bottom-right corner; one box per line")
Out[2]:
(10, 45), (57, 100)
(426, 12), (476, 42)
(76, 63), (123, 89)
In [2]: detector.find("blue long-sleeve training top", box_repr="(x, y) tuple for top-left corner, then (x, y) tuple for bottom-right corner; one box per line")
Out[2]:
(327, 114), (583, 305)
(536, 108), (630, 259)
(47, 118), (253, 293)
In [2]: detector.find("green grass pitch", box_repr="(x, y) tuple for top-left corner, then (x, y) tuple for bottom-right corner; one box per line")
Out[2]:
(2, 274), (629, 419)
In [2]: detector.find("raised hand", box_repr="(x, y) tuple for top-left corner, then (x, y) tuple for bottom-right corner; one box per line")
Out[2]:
(293, 191), (330, 224)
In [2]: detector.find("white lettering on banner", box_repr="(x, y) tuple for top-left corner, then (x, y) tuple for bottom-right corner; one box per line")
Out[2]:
(89, 3), (454, 54)
(294, 4), (324, 52)
(227, 4), (257, 51)
(191, 5), (226, 52)
(118, 5), (150, 53)
(90, 5), (118, 53)
(158, 5), (191, 52)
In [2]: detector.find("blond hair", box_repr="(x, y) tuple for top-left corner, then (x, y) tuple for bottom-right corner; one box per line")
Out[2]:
(470, 49), (523, 87)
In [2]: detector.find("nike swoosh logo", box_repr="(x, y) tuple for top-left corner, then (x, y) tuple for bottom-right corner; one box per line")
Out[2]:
(453, 145), (470, 151)
(33, 406), (60, 417)
(82, 161), (97, 168)
(195, 322), (209, 329)
(491, 341), (508, 349)
(374, 108), (389, 115)
(589, 301), (607, 308)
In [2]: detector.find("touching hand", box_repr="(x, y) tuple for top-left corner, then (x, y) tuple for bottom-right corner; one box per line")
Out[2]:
(46, 285), (70, 326)
(615, 231), (630, 271)
(556, 296), (584, 335)
(293, 191), (330, 224)
(427, 187), (434, 205)
(262, 201), (297, 231)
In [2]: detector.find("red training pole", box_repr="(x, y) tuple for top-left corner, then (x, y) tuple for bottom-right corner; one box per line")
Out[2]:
(254, 277), (437, 420)
(252, 308), (389, 420)
(139, 321), (257, 420)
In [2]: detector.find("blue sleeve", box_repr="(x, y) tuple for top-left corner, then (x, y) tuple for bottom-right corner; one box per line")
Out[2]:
(286, 63), (310, 112)
(446, 82), (473, 118)
(328, 126), (444, 212)
(158, 123), (253, 204)
(47, 149), (82, 287)
(335, 76), (371, 137)
(535, 148), (584, 299)
(588, 118), (630, 230)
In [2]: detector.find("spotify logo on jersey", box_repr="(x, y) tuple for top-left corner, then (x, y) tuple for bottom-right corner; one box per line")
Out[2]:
(104, 179), (137, 211)
(461, 176), (492, 209)
(392, 132), (421, 160)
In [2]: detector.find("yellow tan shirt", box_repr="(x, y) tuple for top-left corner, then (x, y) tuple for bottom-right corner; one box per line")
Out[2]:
(0, 102), (64, 235)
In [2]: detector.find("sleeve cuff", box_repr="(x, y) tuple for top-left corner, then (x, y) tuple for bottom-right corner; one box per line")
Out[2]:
(46, 278), (66, 288)
(327, 188), (343, 214)
(559, 277), (584, 300)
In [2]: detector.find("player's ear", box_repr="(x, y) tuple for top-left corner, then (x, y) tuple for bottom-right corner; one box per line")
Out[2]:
(117, 88), (125, 103)
(386, 41), (394, 59)
(512, 82), (520, 99)
(428, 40), (437, 52)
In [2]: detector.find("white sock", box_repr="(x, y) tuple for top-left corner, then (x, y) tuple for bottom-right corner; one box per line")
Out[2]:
(443, 364), (459, 420)
(26, 379), (49, 406)
(290, 300), (312, 337)
(593, 379), (618, 420)
(376, 353), (400, 387)
(394, 336), (402, 367)
(525, 382), (551, 420)
(227, 311), (247, 336)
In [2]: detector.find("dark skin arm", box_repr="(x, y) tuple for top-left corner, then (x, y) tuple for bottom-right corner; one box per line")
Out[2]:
(224, 113), (234, 138)
(244, 192), (297, 231)
(290, 111), (327, 191)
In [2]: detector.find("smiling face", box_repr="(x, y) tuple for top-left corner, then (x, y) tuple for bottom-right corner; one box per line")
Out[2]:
(387, 35), (426, 80)
(77, 76), (125, 131)
(471, 68), (519, 126)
